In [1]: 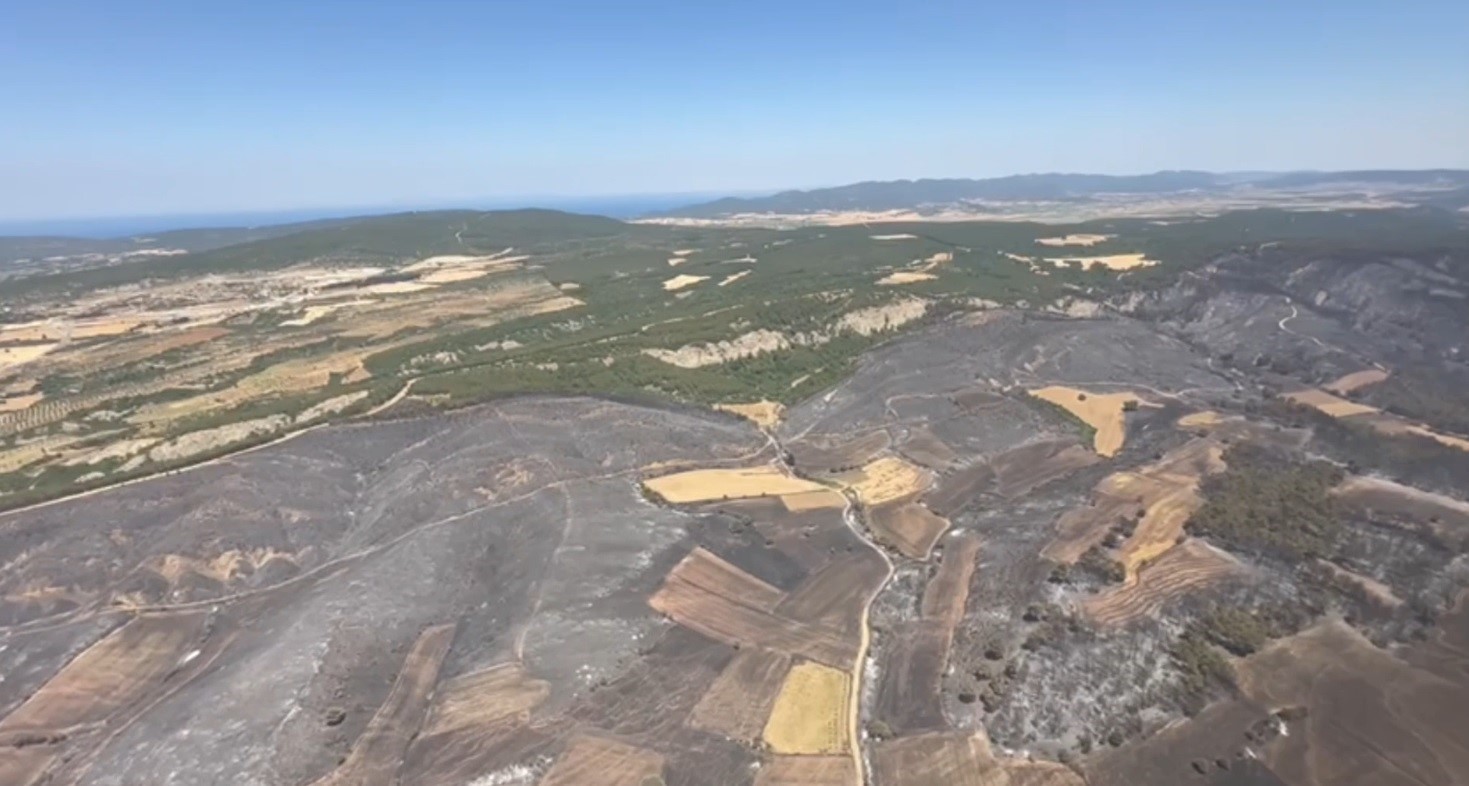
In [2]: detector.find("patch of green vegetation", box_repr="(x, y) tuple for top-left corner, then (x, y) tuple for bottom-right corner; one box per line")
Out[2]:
(1186, 443), (1345, 560)
(1191, 607), (1271, 656)
(1170, 628), (1234, 706)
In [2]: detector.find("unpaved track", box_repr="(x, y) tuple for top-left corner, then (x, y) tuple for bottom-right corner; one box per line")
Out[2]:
(770, 427), (894, 785)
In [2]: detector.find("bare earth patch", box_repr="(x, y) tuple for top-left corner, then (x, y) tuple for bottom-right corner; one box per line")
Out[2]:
(715, 400), (785, 429)
(838, 456), (932, 506)
(1035, 233), (1114, 247)
(663, 274), (710, 291)
(1045, 253), (1158, 272)
(1323, 368), (1389, 395)
(877, 271), (937, 286)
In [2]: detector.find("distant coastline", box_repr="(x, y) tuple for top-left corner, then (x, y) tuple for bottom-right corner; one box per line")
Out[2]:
(0, 191), (767, 238)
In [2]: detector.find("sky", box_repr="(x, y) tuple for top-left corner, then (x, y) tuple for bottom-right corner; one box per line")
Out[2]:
(4, 0), (1468, 221)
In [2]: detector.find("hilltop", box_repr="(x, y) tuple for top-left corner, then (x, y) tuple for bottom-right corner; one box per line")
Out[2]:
(654, 169), (1469, 222)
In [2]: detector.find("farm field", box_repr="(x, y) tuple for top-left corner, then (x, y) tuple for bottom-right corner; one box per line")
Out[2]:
(2, 200), (1469, 786)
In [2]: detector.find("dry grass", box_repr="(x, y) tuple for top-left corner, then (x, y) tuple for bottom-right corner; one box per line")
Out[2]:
(663, 274), (710, 291)
(1283, 388), (1380, 418)
(1028, 386), (1143, 457)
(539, 736), (665, 786)
(837, 456), (931, 506)
(643, 466), (827, 504)
(714, 400), (785, 429)
(763, 661), (851, 754)
(1323, 368), (1389, 395)
(1035, 234), (1113, 247)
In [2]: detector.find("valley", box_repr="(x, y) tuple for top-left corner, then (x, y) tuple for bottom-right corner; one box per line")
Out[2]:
(2, 185), (1469, 786)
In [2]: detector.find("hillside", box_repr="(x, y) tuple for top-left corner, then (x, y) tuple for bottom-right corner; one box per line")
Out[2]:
(3, 209), (635, 295)
(658, 169), (1469, 219)
(3, 203), (1469, 785)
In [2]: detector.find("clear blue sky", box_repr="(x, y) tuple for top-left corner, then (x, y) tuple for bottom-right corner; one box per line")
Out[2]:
(4, 0), (1467, 220)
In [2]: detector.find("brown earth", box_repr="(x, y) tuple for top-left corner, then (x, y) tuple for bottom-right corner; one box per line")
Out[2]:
(539, 734), (666, 786)
(869, 502), (951, 559)
(308, 624), (457, 786)
(649, 547), (857, 668)
(754, 755), (857, 786)
(1082, 539), (1246, 626)
(689, 648), (793, 743)
(1235, 616), (1469, 786)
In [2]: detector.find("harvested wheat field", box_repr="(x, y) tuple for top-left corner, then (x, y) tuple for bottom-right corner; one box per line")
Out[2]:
(418, 661), (550, 737)
(1231, 618), (1469, 786)
(1028, 386), (1143, 457)
(1044, 436), (1224, 567)
(663, 274), (710, 291)
(649, 548), (856, 666)
(777, 551), (889, 635)
(1323, 367), (1389, 394)
(1283, 388), (1380, 418)
(763, 661), (851, 754)
(874, 732), (1083, 786)
(539, 735), (665, 786)
(780, 489), (848, 511)
(1083, 539), (1245, 626)
(868, 502), (951, 558)
(715, 400), (785, 429)
(1035, 234), (1113, 247)
(643, 466), (826, 504)
(921, 536), (981, 627)
(754, 755), (857, 786)
(689, 648), (793, 742)
(0, 613), (208, 736)
(838, 456), (931, 506)
(877, 271), (937, 285)
(657, 547), (786, 611)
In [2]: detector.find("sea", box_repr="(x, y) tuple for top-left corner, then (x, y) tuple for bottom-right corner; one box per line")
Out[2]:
(0, 192), (753, 239)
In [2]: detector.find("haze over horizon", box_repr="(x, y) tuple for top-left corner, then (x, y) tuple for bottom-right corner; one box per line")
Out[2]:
(6, 0), (1468, 221)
